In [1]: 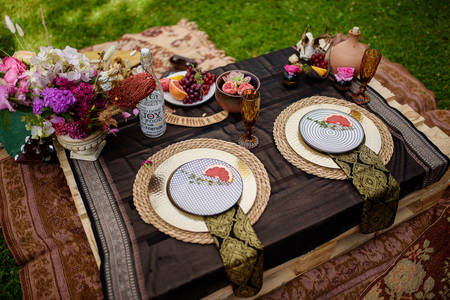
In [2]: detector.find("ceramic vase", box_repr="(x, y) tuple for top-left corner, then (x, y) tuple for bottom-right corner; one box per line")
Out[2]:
(56, 130), (107, 161)
(329, 27), (369, 75)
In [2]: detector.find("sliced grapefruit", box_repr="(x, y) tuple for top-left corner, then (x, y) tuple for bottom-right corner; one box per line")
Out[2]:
(222, 81), (237, 95)
(203, 164), (234, 183)
(324, 114), (352, 127)
(160, 78), (171, 92)
(169, 80), (187, 101)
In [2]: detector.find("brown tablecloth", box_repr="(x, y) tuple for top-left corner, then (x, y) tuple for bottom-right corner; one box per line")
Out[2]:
(69, 48), (448, 299)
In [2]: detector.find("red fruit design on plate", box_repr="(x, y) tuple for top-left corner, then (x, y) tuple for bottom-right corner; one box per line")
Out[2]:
(160, 78), (171, 92)
(324, 114), (352, 127)
(222, 81), (238, 95)
(203, 164), (234, 183)
(237, 83), (254, 95)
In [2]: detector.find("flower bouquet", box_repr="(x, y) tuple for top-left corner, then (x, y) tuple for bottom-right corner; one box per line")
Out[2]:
(333, 67), (354, 91)
(0, 15), (155, 161)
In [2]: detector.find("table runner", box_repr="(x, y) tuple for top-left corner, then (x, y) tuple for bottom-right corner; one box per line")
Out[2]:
(69, 47), (448, 299)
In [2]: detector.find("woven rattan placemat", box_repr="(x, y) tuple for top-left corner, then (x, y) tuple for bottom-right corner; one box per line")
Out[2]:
(133, 138), (271, 244)
(165, 106), (229, 127)
(273, 96), (394, 180)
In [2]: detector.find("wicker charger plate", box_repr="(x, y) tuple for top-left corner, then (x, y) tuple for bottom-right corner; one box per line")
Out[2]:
(133, 138), (271, 244)
(274, 96), (394, 180)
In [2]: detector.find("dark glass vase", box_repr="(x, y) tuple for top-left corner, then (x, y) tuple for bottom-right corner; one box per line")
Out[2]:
(14, 136), (56, 164)
(282, 71), (300, 87)
(334, 80), (352, 92)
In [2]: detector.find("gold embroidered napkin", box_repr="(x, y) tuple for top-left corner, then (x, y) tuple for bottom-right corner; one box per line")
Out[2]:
(330, 144), (400, 234)
(205, 205), (264, 297)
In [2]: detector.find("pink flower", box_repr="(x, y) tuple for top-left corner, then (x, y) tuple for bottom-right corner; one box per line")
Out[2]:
(0, 57), (27, 86)
(109, 128), (119, 134)
(335, 67), (355, 82)
(50, 116), (65, 124)
(284, 65), (301, 75)
(122, 112), (131, 119)
(132, 108), (139, 116)
(0, 85), (15, 112)
(1, 57), (26, 73)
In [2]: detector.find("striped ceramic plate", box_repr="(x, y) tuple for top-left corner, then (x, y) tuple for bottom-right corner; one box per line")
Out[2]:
(168, 158), (243, 216)
(298, 109), (365, 154)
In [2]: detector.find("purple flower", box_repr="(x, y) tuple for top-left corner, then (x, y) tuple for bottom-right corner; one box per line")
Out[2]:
(132, 108), (139, 116)
(32, 98), (45, 114)
(335, 67), (355, 82)
(41, 87), (77, 114)
(65, 120), (88, 139)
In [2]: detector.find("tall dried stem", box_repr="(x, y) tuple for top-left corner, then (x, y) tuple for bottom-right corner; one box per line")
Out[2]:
(40, 5), (51, 47)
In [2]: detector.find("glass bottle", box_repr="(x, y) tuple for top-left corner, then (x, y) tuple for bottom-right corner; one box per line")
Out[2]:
(138, 48), (167, 138)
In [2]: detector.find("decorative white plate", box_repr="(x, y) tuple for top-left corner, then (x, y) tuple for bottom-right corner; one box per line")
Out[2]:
(299, 109), (365, 154)
(168, 159), (242, 216)
(285, 103), (382, 169)
(148, 148), (257, 232)
(163, 71), (216, 107)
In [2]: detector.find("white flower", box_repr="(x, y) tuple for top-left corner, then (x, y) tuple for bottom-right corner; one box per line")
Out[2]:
(42, 121), (55, 136)
(288, 54), (299, 64)
(30, 45), (96, 90)
(31, 126), (43, 139)
(98, 71), (109, 83)
(100, 82), (112, 92)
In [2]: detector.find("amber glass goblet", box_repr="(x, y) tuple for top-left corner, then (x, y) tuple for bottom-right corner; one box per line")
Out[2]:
(238, 89), (260, 149)
(351, 48), (382, 105)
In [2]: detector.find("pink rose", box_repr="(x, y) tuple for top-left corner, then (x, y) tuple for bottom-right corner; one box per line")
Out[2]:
(335, 67), (355, 82)
(284, 65), (301, 75)
(132, 108), (139, 116)
(122, 112), (131, 119)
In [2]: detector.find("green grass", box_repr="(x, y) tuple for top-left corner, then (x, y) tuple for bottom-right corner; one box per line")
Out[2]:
(0, 0), (448, 108)
(0, 0), (448, 295)
(0, 228), (21, 299)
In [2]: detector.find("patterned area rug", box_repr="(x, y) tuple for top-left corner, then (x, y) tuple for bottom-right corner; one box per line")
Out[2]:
(260, 193), (449, 300)
(0, 156), (103, 299)
(360, 199), (449, 299)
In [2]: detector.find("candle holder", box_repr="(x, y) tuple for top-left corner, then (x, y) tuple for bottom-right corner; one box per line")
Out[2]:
(351, 48), (382, 105)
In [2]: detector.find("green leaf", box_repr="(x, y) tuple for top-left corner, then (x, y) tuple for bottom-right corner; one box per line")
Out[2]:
(1, 110), (12, 131)
(14, 106), (33, 114)
(41, 108), (53, 119)
(61, 112), (73, 122)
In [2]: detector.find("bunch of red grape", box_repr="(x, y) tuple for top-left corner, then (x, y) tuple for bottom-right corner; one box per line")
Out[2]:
(311, 53), (328, 69)
(179, 66), (216, 104)
(201, 72), (216, 95)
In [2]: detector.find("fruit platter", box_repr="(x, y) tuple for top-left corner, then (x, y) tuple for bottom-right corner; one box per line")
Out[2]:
(161, 66), (216, 107)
